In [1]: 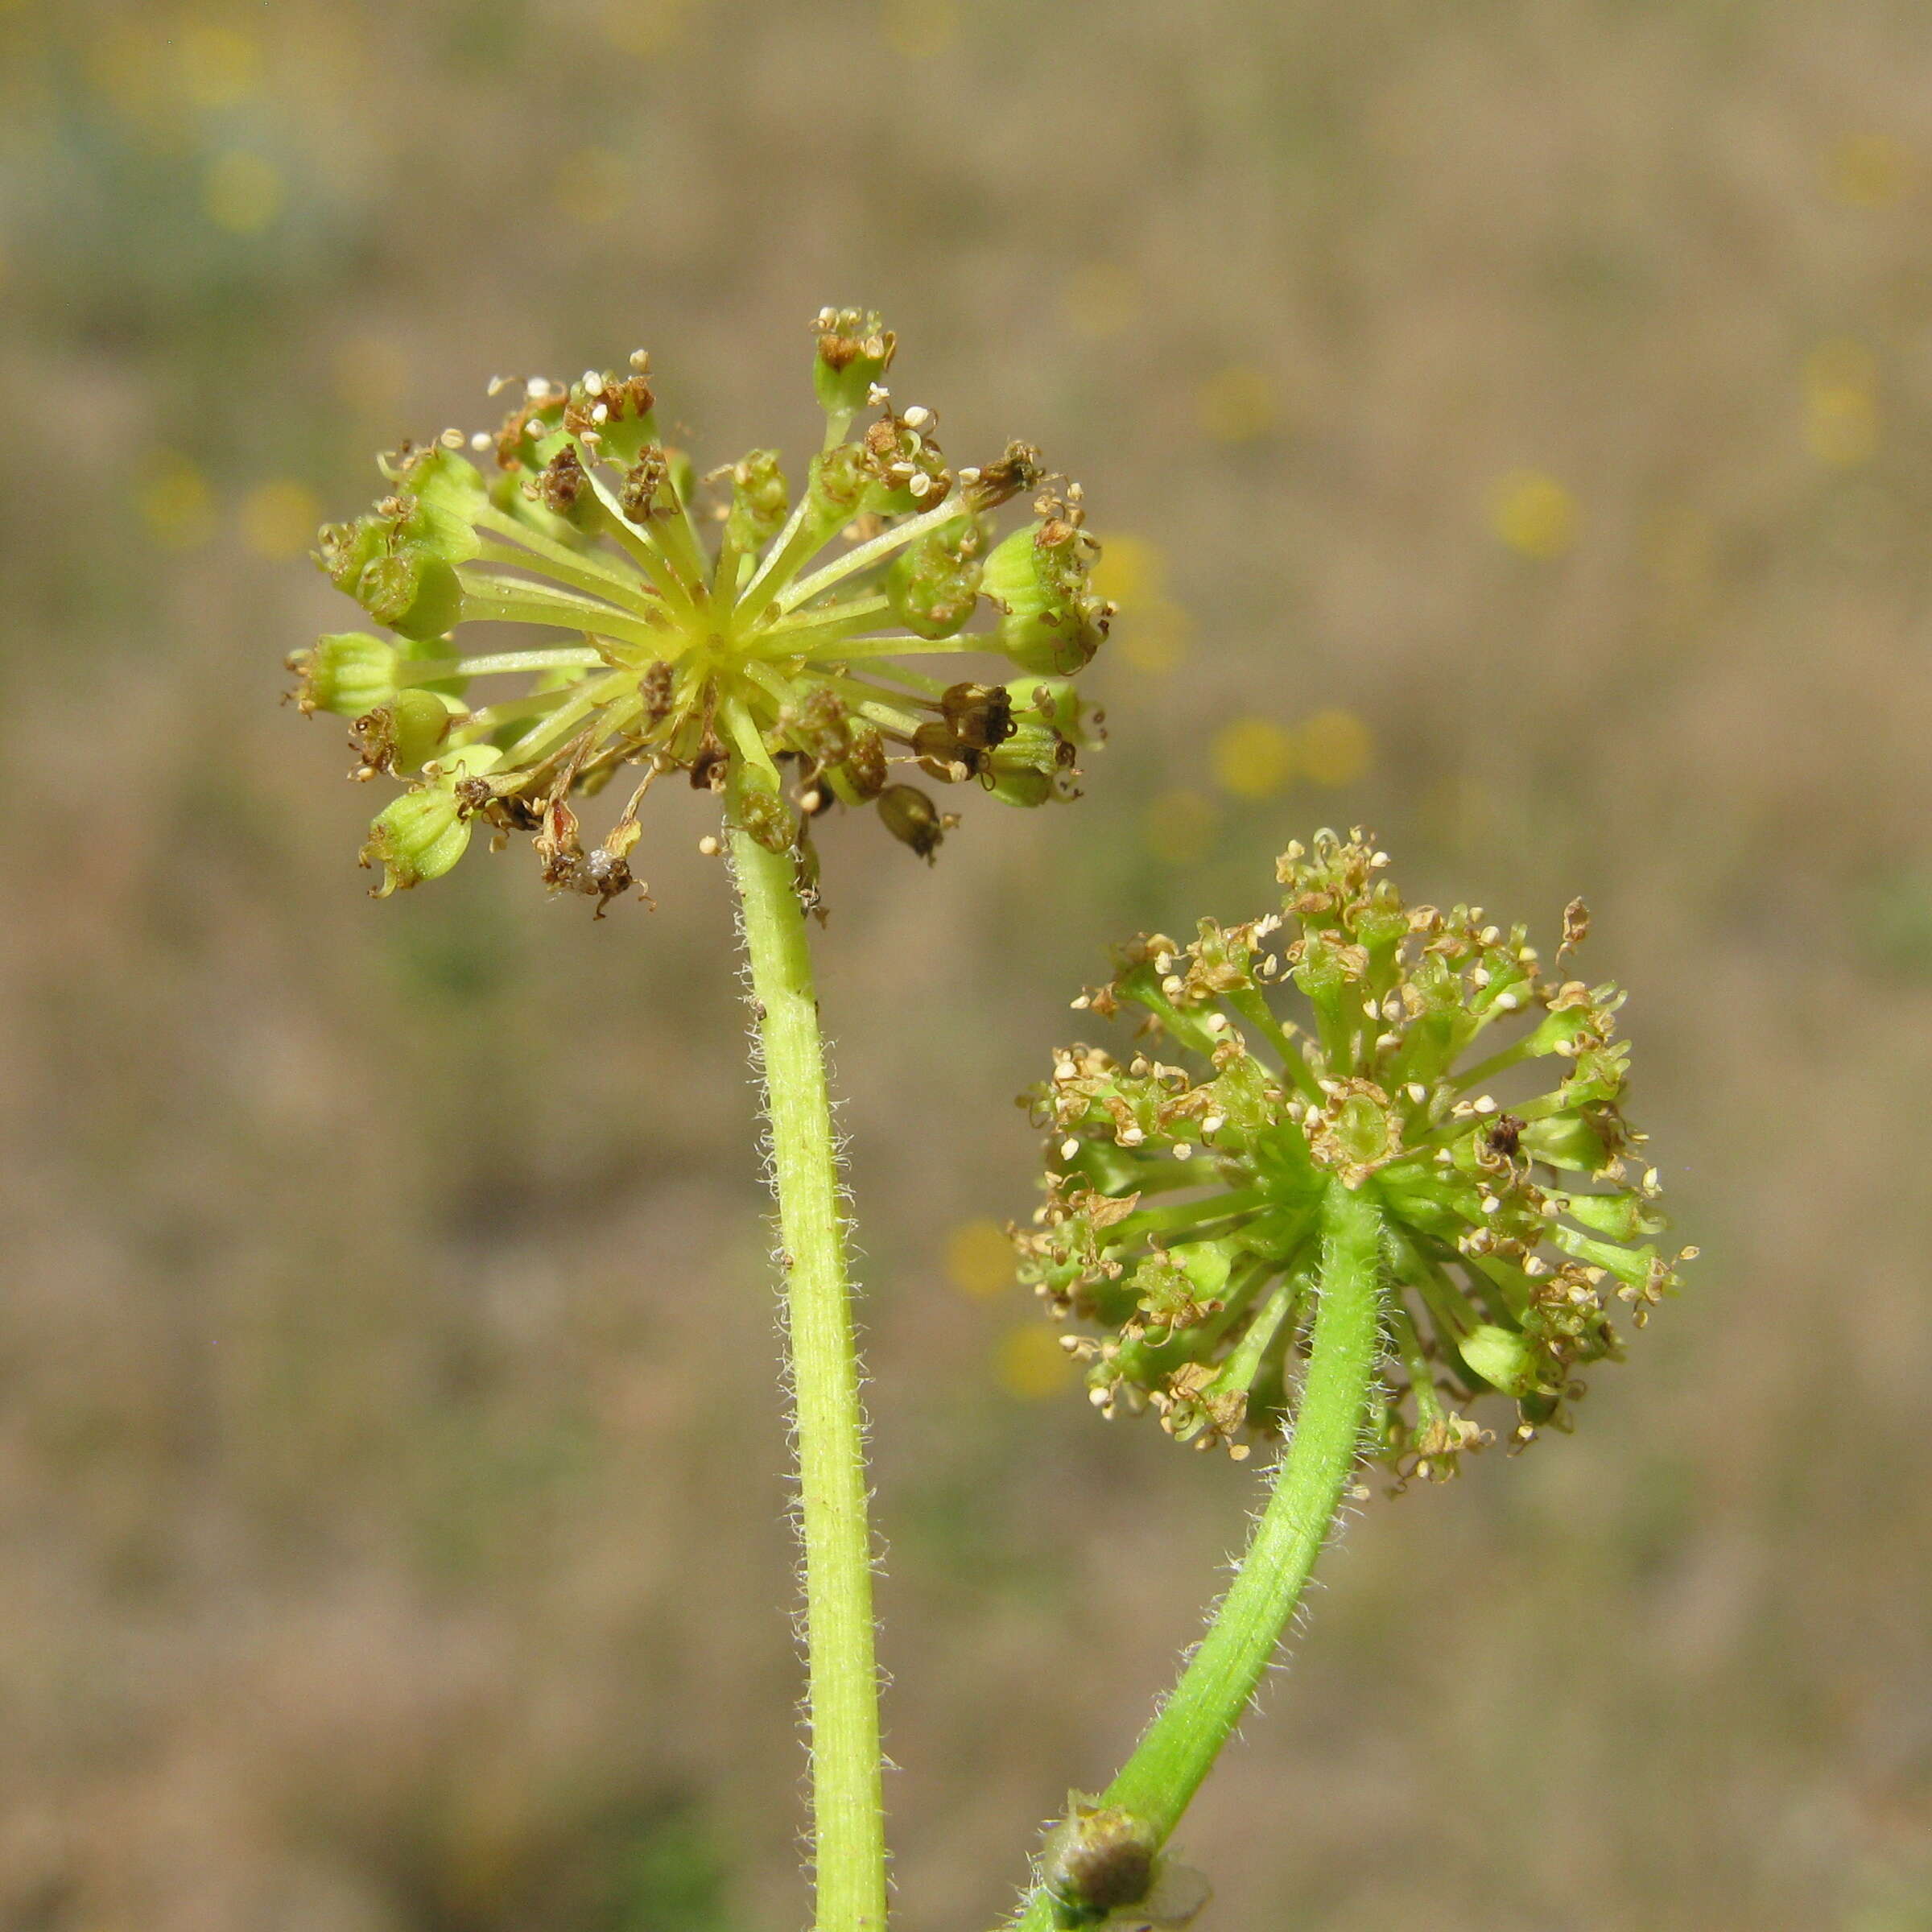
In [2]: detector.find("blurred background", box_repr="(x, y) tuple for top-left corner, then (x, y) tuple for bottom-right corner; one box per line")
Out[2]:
(2, 2), (1930, 1927)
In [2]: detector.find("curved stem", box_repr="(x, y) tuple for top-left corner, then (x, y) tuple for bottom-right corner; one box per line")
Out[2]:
(729, 783), (889, 1932)
(1005, 1181), (1385, 1930)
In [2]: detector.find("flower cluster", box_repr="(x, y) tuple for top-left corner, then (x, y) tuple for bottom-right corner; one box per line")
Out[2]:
(1014, 832), (1694, 1479)
(287, 308), (1108, 906)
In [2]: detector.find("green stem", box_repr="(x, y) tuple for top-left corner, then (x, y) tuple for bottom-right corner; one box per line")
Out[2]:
(1005, 1181), (1385, 1930)
(773, 494), (960, 613)
(729, 782), (888, 1932)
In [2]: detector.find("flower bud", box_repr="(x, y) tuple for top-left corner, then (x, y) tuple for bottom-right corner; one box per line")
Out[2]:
(812, 306), (897, 419)
(386, 445), (487, 560)
(985, 765), (1055, 807)
(1457, 1323), (1536, 1397)
(786, 688), (853, 770)
(1520, 1112), (1614, 1170)
(984, 518), (1112, 674)
(735, 780), (795, 855)
(886, 516), (985, 640)
(805, 442), (872, 528)
(353, 687), (463, 776)
(877, 782), (945, 861)
(358, 746), (499, 896)
(986, 708), (1081, 805)
(825, 724), (888, 806)
(564, 369), (658, 467)
(1042, 1795), (1158, 1920)
(289, 632), (400, 717)
(354, 547), (464, 642)
(316, 515), (384, 594)
(1561, 1191), (1659, 1242)
(1009, 675), (1090, 740)
(725, 448), (789, 554)
(860, 410), (951, 518)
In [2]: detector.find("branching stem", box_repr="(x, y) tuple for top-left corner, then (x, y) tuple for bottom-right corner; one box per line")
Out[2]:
(1003, 1181), (1385, 1931)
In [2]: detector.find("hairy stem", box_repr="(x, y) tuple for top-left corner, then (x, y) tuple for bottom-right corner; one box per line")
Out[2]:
(729, 788), (889, 1932)
(1005, 1181), (1384, 1930)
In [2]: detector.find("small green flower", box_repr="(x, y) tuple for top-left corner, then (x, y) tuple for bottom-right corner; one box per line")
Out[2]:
(811, 306), (898, 422)
(285, 631), (403, 716)
(290, 315), (1110, 902)
(1015, 831), (1694, 1479)
(358, 745), (502, 897)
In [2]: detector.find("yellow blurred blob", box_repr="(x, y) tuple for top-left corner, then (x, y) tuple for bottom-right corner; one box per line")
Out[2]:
(996, 1324), (1075, 1401)
(1091, 537), (1191, 674)
(1826, 133), (1911, 208)
(180, 26), (261, 109)
(553, 147), (628, 225)
(1119, 598), (1193, 675)
(944, 1220), (1014, 1298)
(603, 0), (695, 56)
(202, 151), (283, 233)
(240, 481), (322, 560)
(1144, 788), (1218, 865)
(332, 334), (411, 412)
(1297, 708), (1373, 787)
(138, 455), (217, 549)
(1092, 531), (1164, 608)
(1805, 338), (1880, 467)
(1196, 364), (1278, 443)
(881, 0), (957, 57)
(1060, 262), (1138, 340)
(1488, 469), (1578, 558)
(1212, 716), (1294, 799)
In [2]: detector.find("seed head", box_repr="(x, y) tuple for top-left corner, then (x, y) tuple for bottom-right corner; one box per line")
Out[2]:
(1015, 831), (1695, 1480)
(291, 312), (1108, 906)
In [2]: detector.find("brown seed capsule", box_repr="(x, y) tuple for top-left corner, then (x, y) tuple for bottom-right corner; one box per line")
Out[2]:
(564, 371), (654, 436)
(492, 394), (559, 471)
(963, 440), (1043, 511)
(913, 720), (981, 783)
(940, 680), (1015, 751)
(539, 445), (587, 516)
(877, 782), (944, 861)
(688, 726), (729, 791)
(1558, 897), (1590, 961)
(641, 659), (676, 722)
(620, 448), (671, 523)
